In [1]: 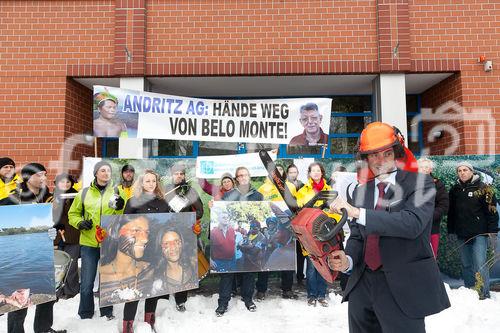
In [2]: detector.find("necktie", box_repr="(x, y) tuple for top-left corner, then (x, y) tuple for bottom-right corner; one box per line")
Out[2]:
(364, 182), (387, 270)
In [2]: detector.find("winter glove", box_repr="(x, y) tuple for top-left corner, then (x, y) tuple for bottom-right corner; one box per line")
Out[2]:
(192, 220), (202, 236)
(109, 194), (125, 210)
(95, 225), (108, 243)
(114, 196), (125, 210)
(47, 228), (57, 241)
(78, 220), (93, 230)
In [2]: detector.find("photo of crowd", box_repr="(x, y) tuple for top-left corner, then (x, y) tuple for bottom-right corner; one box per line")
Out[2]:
(210, 201), (295, 273)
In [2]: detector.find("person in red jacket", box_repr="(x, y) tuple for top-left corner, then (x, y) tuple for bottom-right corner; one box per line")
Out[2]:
(211, 211), (236, 272)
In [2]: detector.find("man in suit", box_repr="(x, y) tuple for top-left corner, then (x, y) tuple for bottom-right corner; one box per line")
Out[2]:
(328, 122), (450, 333)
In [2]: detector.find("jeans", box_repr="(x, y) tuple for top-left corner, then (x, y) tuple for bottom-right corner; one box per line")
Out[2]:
(306, 257), (327, 299)
(79, 245), (113, 319)
(213, 258), (236, 272)
(458, 235), (490, 297)
(218, 272), (255, 307)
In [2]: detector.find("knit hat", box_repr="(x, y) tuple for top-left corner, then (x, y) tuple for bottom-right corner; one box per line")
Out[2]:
(93, 161), (112, 176)
(121, 164), (135, 173)
(21, 163), (47, 182)
(456, 161), (474, 172)
(250, 220), (261, 230)
(220, 172), (234, 184)
(0, 157), (15, 169)
(171, 162), (186, 174)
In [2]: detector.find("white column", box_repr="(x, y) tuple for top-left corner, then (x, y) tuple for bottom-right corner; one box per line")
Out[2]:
(372, 74), (408, 139)
(118, 77), (148, 158)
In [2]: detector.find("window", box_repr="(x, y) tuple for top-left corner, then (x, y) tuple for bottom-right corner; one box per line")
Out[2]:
(245, 143), (280, 153)
(197, 141), (238, 156)
(102, 138), (119, 158)
(146, 139), (194, 157)
(406, 95), (422, 155)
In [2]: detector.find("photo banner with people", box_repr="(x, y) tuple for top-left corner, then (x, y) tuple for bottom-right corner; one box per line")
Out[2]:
(196, 151), (278, 179)
(93, 85), (331, 144)
(210, 201), (296, 273)
(0, 204), (57, 315)
(99, 212), (198, 307)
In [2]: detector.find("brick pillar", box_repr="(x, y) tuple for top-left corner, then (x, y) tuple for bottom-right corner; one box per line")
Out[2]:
(377, 0), (411, 72)
(114, 0), (146, 75)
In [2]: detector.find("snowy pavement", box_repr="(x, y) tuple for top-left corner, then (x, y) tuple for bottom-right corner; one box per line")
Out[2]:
(1, 283), (500, 333)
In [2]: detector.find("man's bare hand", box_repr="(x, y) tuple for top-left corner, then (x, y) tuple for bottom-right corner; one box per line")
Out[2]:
(327, 250), (350, 272)
(329, 196), (360, 219)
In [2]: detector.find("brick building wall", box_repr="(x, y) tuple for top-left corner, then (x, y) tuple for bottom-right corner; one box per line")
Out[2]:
(411, 0), (500, 155)
(0, 0), (498, 176)
(146, 0), (379, 75)
(0, 0), (114, 178)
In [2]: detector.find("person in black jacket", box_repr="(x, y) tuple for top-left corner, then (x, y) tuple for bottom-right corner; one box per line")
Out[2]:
(448, 161), (499, 299)
(417, 158), (449, 257)
(52, 173), (80, 299)
(3, 162), (66, 333)
(121, 169), (170, 333)
(215, 166), (263, 317)
(164, 163), (203, 313)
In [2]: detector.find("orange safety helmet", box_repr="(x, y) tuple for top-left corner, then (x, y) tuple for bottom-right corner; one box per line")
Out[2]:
(358, 122), (398, 154)
(356, 122), (418, 184)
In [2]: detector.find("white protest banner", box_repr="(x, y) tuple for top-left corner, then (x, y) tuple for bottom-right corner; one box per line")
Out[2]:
(93, 86), (331, 144)
(330, 171), (358, 245)
(196, 151), (278, 179)
(82, 157), (102, 188)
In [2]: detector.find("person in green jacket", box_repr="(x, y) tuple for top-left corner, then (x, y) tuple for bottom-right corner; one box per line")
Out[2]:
(68, 161), (126, 320)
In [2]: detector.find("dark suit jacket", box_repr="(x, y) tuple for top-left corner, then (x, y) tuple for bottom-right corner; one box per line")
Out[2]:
(344, 169), (450, 319)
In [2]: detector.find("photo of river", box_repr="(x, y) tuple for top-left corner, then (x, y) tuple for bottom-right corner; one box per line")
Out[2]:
(0, 204), (56, 315)
(0, 232), (55, 295)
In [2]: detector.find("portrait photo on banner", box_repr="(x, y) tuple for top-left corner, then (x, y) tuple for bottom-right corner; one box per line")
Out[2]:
(99, 212), (198, 307)
(0, 204), (56, 315)
(93, 86), (139, 138)
(210, 201), (296, 274)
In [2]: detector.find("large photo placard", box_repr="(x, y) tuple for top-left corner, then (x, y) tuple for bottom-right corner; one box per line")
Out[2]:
(0, 204), (56, 315)
(99, 212), (198, 307)
(210, 201), (296, 273)
(93, 86), (331, 144)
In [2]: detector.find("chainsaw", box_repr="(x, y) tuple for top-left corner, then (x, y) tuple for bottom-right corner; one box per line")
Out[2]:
(259, 150), (348, 283)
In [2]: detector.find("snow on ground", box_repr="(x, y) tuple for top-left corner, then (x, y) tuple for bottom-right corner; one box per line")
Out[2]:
(1, 284), (500, 333)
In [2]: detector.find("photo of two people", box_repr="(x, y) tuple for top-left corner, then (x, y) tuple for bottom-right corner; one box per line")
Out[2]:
(99, 212), (198, 307)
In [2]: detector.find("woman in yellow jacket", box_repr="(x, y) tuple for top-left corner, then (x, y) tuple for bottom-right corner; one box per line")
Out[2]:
(295, 162), (334, 307)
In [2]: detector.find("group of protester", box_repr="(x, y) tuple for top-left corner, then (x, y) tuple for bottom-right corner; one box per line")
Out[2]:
(0, 121), (498, 333)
